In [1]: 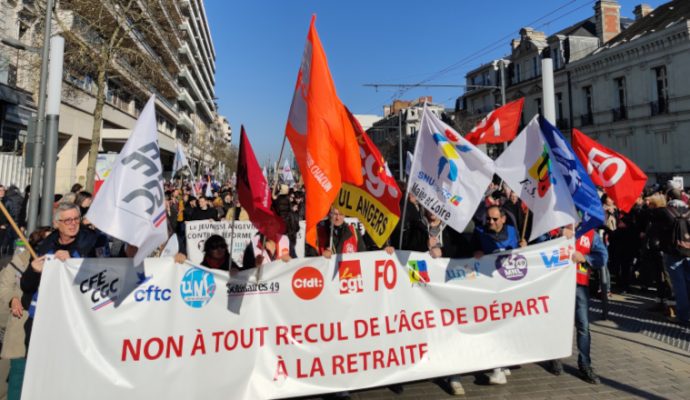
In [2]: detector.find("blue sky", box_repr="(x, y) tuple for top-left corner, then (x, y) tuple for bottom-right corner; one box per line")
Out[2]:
(205, 0), (664, 165)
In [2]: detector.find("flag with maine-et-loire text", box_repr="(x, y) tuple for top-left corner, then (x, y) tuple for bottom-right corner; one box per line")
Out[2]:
(407, 105), (495, 234)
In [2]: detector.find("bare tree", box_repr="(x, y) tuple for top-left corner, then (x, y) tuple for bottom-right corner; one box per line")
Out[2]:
(55, 0), (181, 191)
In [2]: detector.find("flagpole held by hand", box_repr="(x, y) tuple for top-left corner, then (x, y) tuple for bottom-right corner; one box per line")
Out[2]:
(0, 202), (38, 259)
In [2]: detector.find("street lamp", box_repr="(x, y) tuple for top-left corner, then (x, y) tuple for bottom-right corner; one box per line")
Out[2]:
(2, 0), (56, 232)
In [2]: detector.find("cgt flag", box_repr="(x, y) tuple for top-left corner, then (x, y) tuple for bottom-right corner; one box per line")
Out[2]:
(285, 16), (363, 248)
(86, 96), (167, 266)
(337, 108), (402, 248)
(465, 98), (524, 145)
(540, 118), (604, 236)
(495, 116), (579, 241)
(408, 105), (495, 234)
(572, 129), (647, 213)
(237, 126), (286, 241)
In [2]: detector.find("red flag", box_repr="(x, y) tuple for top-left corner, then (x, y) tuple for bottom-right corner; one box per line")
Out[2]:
(465, 98), (524, 145)
(237, 126), (286, 241)
(285, 16), (363, 248)
(572, 129), (647, 213)
(337, 108), (402, 248)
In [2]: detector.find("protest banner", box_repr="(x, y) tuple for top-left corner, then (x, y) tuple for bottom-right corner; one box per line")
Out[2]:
(185, 220), (306, 266)
(24, 237), (575, 400)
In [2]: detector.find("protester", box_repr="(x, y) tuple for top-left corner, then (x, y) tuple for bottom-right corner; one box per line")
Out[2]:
(189, 196), (218, 221)
(0, 226), (52, 400)
(241, 232), (292, 269)
(549, 226), (608, 384)
(20, 203), (105, 348)
(200, 235), (232, 271)
(316, 206), (366, 258)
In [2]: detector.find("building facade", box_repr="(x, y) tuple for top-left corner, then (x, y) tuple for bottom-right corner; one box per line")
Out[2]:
(0, 0), (229, 192)
(459, 0), (690, 183)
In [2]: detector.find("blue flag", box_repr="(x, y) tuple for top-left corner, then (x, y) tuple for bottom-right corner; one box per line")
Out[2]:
(539, 117), (604, 236)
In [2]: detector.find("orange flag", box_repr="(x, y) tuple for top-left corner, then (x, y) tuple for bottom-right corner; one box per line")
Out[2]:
(285, 16), (363, 248)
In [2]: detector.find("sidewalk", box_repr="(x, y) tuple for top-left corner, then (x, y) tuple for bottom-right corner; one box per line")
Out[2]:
(308, 293), (690, 399)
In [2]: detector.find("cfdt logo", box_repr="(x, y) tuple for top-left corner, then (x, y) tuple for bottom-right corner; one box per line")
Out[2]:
(495, 254), (528, 281)
(407, 260), (430, 285)
(80, 270), (121, 311)
(292, 266), (324, 300)
(541, 245), (574, 269)
(339, 260), (363, 294)
(180, 268), (216, 308)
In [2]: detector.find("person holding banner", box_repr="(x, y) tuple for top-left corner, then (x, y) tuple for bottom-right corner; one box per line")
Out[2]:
(471, 205), (526, 385)
(317, 206), (366, 259)
(20, 203), (107, 349)
(200, 235), (233, 271)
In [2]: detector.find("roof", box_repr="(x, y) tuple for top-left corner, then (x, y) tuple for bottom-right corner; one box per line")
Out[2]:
(553, 16), (597, 38)
(602, 0), (690, 48)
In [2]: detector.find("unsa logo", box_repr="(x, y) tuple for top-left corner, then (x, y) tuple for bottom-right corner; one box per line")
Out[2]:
(292, 266), (324, 300)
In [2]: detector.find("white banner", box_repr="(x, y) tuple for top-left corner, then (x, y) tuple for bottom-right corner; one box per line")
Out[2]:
(185, 220), (306, 266)
(24, 238), (575, 400)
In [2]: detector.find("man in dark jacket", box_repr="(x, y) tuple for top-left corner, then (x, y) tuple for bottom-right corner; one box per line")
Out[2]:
(20, 202), (104, 347)
(188, 197), (219, 221)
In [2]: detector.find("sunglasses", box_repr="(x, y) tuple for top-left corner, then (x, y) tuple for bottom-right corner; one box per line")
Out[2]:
(486, 217), (500, 222)
(208, 244), (227, 251)
(58, 217), (81, 225)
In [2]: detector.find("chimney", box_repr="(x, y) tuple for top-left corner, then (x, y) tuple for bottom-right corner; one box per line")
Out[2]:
(594, 0), (621, 44)
(511, 39), (520, 50)
(633, 4), (653, 20)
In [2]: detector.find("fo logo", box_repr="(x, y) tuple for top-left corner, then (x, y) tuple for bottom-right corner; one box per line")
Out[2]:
(339, 260), (363, 294)
(292, 266), (324, 300)
(180, 268), (216, 308)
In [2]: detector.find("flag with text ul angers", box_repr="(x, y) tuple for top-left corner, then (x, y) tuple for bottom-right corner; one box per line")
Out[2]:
(495, 116), (579, 241)
(465, 98), (524, 145)
(285, 16), (363, 247)
(540, 119), (604, 236)
(407, 106), (495, 234)
(86, 96), (167, 266)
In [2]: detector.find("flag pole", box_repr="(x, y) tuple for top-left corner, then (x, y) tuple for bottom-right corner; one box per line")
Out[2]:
(272, 135), (288, 196)
(399, 104), (426, 249)
(0, 202), (38, 259)
(520, 209), (530, 241)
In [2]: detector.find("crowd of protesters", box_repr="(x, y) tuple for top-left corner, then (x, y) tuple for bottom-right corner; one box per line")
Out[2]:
(1, 175), (690, 399)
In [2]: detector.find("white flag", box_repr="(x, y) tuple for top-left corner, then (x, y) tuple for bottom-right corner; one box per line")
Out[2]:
(407, 106), (495, 233)
(172, 142), (189, 175)
(281, 159), (295, 186)
(86, 96), (167, 266)
(495, 116), (579, 241)
(405, 150), (413, 177)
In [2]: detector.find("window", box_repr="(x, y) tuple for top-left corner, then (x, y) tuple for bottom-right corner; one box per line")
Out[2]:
(7, 65), (17, 87)
(583, 86), (593, 115)
(613, 77), (627, 120)
(652, 66), (669, 115)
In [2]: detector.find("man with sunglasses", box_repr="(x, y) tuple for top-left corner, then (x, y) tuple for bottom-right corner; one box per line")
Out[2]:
(466, 205), (526, 387)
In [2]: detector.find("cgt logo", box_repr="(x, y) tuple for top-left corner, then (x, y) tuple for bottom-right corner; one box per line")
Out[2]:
(292, 266), (324, 300)
(407, 260), (430, 285)
(541, 245), (574, 269)
(339, 260), (363, 294)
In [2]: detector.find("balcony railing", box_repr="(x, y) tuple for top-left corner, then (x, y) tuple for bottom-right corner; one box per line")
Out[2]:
(580, 113), (593, 126)
(612, 106), (627, 122)
(650, 99), (669, 116)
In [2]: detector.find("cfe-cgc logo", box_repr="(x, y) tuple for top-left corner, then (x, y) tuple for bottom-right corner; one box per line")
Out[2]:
(180, 267), (216, 308)
(338, 260), (363, 294)
(80, 269), (121, 311)
(407, 260), (430, 285)
(292, 266), (324, 300)
(495, 254), (528, 281)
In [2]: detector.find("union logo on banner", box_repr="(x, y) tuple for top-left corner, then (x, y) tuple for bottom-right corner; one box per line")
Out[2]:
(407, 260), (430, 285)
